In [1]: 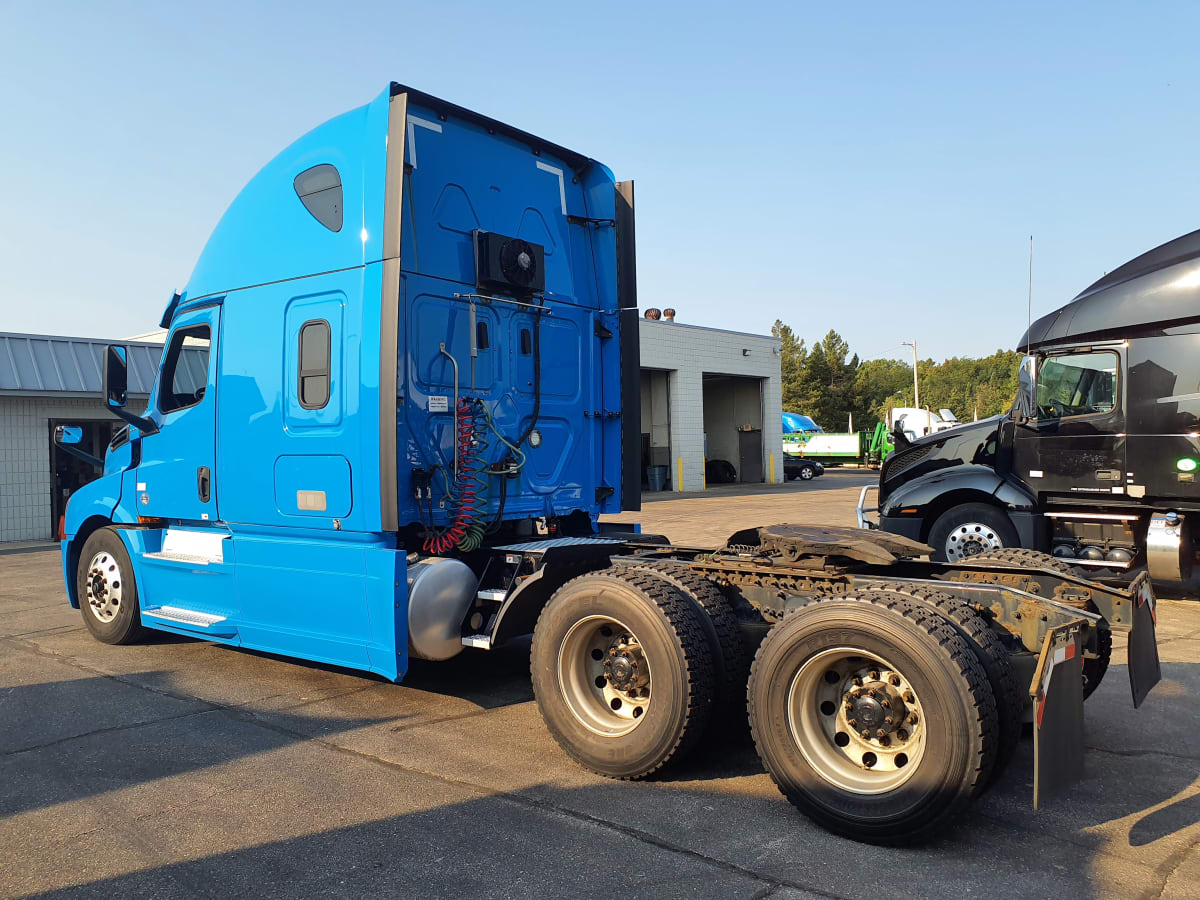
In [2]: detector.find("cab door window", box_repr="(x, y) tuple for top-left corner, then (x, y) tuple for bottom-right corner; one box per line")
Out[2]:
(159, 325), (211, 414)
(1036, 351), (1117, 419)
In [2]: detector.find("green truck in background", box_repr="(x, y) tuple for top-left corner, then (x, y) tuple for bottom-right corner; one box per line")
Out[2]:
(782, 415), (894, 468)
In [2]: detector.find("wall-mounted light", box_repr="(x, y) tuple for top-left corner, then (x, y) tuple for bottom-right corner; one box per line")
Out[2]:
(742, 348), (751, 357)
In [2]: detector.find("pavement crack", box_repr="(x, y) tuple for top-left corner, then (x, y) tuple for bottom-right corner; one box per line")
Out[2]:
(219, 706), (850, 900)
(0, 634), (216, 708)
(2, 708), (219, 758)
(1156, 835), (1200, 900)
(1087, 745), (1200, 764)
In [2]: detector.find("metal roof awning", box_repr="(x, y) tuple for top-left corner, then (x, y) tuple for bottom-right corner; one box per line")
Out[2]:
(0, 332), (163, 398)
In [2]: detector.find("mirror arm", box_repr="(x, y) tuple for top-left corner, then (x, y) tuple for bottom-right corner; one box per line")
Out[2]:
(53, 438), (104, 469)
(109, 406), (159, 436)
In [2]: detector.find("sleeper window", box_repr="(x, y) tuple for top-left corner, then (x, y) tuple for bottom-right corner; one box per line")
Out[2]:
(299, 319), (331, 409)
(294, 164), (343, 232)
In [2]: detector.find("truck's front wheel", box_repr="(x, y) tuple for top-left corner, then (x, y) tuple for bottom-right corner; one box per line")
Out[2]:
(928, 503), (1017, 562)
(76, 527), (145, 645)
(531, 568), (716, 779)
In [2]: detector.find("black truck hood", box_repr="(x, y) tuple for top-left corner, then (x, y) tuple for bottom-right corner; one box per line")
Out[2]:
(879, 416), (1003, 503)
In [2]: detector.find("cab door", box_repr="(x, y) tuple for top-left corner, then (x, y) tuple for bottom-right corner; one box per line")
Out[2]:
(1012, 349), (1126, 500)
(136, 306), (219, 522)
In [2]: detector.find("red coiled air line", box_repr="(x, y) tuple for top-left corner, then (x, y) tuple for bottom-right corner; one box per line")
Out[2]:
(423, 398), (484, 554)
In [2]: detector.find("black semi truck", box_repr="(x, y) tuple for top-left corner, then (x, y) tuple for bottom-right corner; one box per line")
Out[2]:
(860, 228), (1200, 593)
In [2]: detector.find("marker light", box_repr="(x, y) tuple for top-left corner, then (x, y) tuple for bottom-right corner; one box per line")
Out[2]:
(1176, 458), (1198, 473)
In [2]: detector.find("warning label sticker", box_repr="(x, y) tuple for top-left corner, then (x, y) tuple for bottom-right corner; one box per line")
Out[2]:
(428, 395), (449, 413)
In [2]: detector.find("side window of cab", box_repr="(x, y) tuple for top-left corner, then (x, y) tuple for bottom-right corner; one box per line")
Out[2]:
(1036, 351), (1118, 420)
(159, 325), (211, 414)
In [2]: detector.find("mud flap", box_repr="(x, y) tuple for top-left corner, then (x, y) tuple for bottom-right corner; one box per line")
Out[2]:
(1127, 577), (1162, 709)
(1031, 623), (1085, 810)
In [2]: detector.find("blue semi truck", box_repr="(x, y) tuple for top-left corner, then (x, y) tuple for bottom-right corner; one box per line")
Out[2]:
(58, 84), (1162, 844)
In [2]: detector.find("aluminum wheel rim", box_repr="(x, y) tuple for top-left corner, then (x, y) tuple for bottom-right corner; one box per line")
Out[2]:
(557, 615), (652, 737)
(800, 468), (814, 480)
(944, 522), (1004, 562)
(787, 647), (926, 794)
(84, 551), (123, 624)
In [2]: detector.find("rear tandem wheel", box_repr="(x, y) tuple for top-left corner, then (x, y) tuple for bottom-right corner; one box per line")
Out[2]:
(618, 561), (751, 726)
(530, 567), (717, 779)
(747, 591), (998, 844)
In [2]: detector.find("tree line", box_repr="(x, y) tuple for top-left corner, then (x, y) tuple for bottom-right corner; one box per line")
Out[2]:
(772, 320), (1023, 432)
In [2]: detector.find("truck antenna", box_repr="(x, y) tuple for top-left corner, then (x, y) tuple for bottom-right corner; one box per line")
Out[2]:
(1026, 235), (1033, 351)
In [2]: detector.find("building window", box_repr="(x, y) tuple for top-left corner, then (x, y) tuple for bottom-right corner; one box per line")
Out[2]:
(159, 325), (211, 414)
(299, 319), (331, 409)
(294, 164), (342, 232)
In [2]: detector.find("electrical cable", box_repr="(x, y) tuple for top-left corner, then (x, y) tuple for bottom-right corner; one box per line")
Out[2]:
(515, 297), (545, 448)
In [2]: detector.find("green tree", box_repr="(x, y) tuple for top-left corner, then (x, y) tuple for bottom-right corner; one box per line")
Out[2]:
(771, 320), (1022, 432)
(772, 320), (808, 412)
(854, 357), (914, 423)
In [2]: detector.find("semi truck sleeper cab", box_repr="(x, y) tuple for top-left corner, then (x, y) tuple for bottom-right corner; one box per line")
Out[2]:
(58, 84), (1161, 845)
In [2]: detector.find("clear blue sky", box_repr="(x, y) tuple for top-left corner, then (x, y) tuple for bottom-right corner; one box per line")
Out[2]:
(3, 1), (1198, 362)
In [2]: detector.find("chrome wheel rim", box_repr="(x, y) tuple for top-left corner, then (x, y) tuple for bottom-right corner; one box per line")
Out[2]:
(558, 615), (652, 736)
(84, 551), (123, 624)
(787, 647), (926, 794)
(944, 522), (1004, 561)
(800, 468), (814, 480)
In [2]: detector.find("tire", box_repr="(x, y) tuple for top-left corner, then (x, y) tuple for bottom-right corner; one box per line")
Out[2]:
(860, 583), (1022, 785)
(76, 527), (145, 645)
(748, 591), (997, 844)
(531, 567), (717, 779)
(968, 548), (1111, 698)
(621, 562), (751, 726)
(799, 465), (815, 481)
(928, 503), (1018, 563)
(706, 459), (737, 485)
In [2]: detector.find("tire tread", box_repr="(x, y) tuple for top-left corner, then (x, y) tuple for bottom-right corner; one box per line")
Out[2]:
(532, 566), (716, 779)
(748, 590), (998, 843)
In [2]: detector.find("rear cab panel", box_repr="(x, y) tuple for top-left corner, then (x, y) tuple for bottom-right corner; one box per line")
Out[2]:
(393, 87), (624, 533)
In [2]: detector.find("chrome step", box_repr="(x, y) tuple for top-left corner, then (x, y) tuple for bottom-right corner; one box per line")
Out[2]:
(143, 550), (219, 566)
(461, 634), (493, 650)
(144, 606), (227, 627)
(476, 588), (507, 602)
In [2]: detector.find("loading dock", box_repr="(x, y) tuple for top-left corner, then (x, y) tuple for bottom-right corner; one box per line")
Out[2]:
(702, 373), (765, 483)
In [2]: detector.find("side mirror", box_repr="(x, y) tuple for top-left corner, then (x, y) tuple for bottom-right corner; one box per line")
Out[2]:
(55, 424), (83, 445)
(100, 344), (159, 435)
(53, 424), (103, 468)
(104, 345), (129, 409)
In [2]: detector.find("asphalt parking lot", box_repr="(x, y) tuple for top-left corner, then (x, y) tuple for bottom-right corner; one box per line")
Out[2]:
(3, 471), (1199, 899)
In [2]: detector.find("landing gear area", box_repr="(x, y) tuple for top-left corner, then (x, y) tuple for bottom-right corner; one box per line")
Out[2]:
(526, 525), (1160, 844)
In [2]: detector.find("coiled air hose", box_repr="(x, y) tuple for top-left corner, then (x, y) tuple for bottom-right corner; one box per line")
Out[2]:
(423, 398), (488, 555)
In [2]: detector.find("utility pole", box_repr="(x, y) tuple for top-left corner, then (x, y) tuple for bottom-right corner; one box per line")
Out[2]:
(901, 340), (919, 409)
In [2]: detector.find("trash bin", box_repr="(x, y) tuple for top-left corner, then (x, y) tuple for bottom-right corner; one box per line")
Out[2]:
(647, 465), (667, 492)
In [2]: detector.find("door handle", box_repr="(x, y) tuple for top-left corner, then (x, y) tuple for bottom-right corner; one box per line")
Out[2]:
(197, 466), (211, 502)
(1095, 468), (1121, 481)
